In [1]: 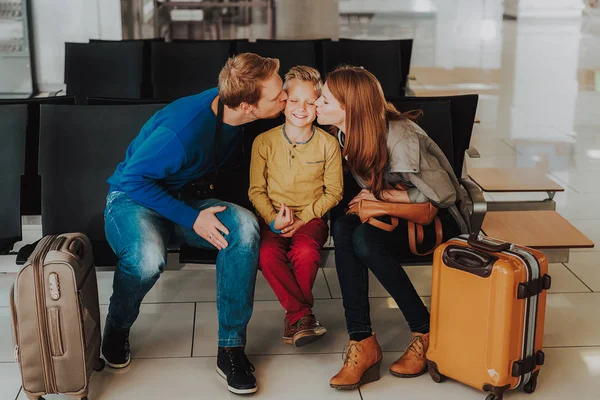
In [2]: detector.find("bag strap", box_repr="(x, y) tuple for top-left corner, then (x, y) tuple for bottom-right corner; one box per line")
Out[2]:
(408, 217), (443, 256)
(367, 216), (399, 232)
(214, 98), (224, 181)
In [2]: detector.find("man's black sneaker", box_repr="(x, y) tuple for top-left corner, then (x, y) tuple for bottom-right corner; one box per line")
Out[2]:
(102, 324), (131, 369)
(216, 347), (258, 395)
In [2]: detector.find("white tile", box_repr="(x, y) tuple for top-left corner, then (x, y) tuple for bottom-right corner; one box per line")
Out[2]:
(100, 303), (195, 359)
(0, 301), (195, 363)
(570, 220), (600, 252)
(98, 267), (331, 305)
(360, 352), (484, 400)
(193, 299), (350, 357)
(544, 293), (600, 347)
(17, 355), (361, 400)
(468, 137), (518, 157)
(252, 354), (362, 400)
(0, 273), (17, 307)
(0, 363), (21, 400)
(193, 298), (419, 357)
(564, 252), (600, 292)
(0, 307), (17, 363)
(324, 265), (432, 299)
(552, 171), (600, 194)
(0, 255), (18, 274)
(10, 224), (43, 254)
(505, 347), (600, 400)
(547, 263), (591, 294)
(362, 348), (600, 400)
(555, 193), (600, 220)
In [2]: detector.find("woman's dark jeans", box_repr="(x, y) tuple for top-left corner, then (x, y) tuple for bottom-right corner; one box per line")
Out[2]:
(333, 210), (460, 336)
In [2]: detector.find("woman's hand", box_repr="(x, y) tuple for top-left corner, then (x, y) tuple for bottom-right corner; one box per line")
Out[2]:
(280, 218), (305, 238)
(349, 189), (377, 207)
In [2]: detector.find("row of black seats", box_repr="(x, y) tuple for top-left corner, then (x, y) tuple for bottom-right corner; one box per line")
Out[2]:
(0, 94), (478, 266)
(65, 38), (413, 103)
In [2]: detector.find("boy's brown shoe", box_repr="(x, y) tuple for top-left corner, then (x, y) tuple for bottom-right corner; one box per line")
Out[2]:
(292, 314), (327, 348)
(282, 318), (297, 345)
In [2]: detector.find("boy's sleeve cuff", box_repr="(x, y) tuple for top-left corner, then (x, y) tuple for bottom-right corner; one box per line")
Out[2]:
(269, 220), (283, 234)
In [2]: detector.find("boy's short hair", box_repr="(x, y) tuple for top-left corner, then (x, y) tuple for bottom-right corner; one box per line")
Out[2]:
(283, 66), (323, 95)
(218, 53), (280, 108)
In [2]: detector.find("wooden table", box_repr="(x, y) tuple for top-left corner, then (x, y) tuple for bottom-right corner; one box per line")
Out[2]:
(482, 210), (594, 262)
(469, 168), (564, 212)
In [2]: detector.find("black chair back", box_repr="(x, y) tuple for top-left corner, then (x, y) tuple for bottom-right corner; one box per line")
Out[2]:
(89, 38), (165, 98)
(392, 95), (478, 177)
(39, 104), (164, 265)
(339, 39), (413, 95)
(323, 40), (403, 97)
(65, 42), (145, 103)
(388, 98), (455, 171)
(87, 97), (171, 106)
(151, 41), (232, 100)
(0, 96), (76, 215)
(236, 39), (324, 78)
(0, 105), (27, 253)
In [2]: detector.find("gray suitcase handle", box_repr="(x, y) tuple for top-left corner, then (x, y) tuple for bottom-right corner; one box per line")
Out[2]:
(467, 233), (512, 253)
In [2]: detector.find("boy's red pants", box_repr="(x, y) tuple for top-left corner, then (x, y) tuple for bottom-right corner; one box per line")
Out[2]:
(259, 218), (329, 325)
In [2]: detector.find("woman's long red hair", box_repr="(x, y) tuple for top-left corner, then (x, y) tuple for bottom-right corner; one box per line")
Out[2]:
(327, 66), (420, 199)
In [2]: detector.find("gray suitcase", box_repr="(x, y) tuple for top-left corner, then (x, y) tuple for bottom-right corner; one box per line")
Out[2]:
(10, 233), (105, 400)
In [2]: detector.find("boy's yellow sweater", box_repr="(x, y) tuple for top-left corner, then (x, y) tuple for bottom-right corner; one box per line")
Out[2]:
(248, 124), (343, 225)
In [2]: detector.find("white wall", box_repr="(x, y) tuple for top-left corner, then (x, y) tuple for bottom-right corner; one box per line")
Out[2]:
(504, 0), (585, 18)
(31, 0), (122, 91)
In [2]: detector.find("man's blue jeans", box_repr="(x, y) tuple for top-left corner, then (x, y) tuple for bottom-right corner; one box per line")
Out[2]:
(103, 191), (260, 347)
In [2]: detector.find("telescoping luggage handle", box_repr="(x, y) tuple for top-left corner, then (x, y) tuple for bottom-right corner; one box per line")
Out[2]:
(467, 233), (512, 253)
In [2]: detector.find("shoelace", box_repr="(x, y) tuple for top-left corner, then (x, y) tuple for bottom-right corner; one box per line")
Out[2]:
(404, 336), (425, 358)
(123, 332), (130, 352)
(342, 343), (362, 366)
(225, 348), (255, 378)
(296, 316), (309, 328)
(296, 316), (321, 330)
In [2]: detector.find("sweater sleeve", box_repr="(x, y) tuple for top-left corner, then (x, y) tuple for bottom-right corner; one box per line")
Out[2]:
(298, 140), (344, 223)
(118, 127), (200, 228)
(248, 136), (279, 224)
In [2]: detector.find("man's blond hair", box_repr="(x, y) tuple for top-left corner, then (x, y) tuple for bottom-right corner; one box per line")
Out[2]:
(218, 53), (280, 108)
(283, 66), (323, 94)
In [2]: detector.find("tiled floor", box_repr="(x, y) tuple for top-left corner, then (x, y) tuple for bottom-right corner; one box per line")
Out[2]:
(2, 1), (600, 399)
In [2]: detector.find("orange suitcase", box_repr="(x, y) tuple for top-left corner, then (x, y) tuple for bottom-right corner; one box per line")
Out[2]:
(427, 234), (551, 400)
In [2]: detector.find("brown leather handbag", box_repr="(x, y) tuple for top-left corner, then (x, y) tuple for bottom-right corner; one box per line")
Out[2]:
(347, 199), (443, 256)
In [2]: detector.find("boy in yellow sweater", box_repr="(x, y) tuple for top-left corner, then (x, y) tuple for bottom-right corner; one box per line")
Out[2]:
(248, 66), (343, 347)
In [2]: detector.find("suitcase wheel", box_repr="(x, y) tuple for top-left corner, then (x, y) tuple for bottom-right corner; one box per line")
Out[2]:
(427, 360), (446, 383)
(523, 377), (537, 394)
(94, 358), (106, 372)
(523, 369), (539, 394)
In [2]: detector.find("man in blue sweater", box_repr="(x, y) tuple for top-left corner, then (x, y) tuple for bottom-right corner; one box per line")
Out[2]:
(102, 53), (287, 395)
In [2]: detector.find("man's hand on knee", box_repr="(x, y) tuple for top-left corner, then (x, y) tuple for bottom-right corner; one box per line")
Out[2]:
(193, 206), (230, 250)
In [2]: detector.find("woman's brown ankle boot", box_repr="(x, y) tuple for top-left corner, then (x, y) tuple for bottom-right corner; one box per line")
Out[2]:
(330, 334), (383, 390)
(389, 332), (429, 378)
